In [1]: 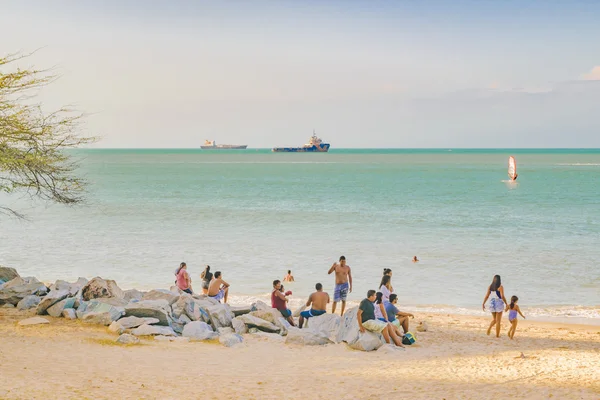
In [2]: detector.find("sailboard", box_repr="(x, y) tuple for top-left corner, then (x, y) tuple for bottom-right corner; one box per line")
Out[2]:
(508, 156), (517, 180)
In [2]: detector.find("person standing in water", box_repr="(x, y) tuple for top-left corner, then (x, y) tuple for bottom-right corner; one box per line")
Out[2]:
(200, 265), (213, 295)
(283, 270), (295, 282)
(482, 274), (508, 338)
(328, 256), (353, 315)
(175, 262), (193, 295)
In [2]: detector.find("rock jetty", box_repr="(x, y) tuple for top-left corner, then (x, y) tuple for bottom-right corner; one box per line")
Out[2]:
(0, 267), (392, 351)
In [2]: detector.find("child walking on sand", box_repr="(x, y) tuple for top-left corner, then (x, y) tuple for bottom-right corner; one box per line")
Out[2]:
(507, 295), (526, 339)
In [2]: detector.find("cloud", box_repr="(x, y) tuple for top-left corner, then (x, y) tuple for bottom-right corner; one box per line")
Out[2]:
(582, 66), (600, 81)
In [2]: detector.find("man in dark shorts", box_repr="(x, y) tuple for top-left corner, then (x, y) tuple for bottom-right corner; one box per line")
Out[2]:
(271, 280), (295, 326)
(298, 283), (330, 328)
(328, 255), (353, 315)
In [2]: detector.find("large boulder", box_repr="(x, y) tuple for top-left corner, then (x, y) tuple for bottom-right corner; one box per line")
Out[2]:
(232, 317), (248, 335)
(77, 300), (125, 325)
(46, 297), (76, 318)
(305, 313), (341, 343)
(16, 295), (41, 311)
(182, 321), (217, 341)
(62, 309), (77, 319)
(171, 295), (195, 319)
(80, 277), (124, 301)
(251, 300), (270, 311)
(118, 316), (160, 329)
(219, 333), (244, 347)
(207, 304), (234, 329)
(124, 299), (171, 326)
(235, 314), (280, 333)
(0, 266), (19, 282)
(123, 289), (144, 302)
(249, 308), (288, 335)
(36, 289), (69, 315)
(131, 324), (176, 336)
(49, 278), (87, 296)
(285, 327), (332, 346)
(230, 305), (253, 316)
(142, 289), (179, 305)
(0, 278), (48, 306)
(349, 332), (385, 351)
(336, 307), (385, 351)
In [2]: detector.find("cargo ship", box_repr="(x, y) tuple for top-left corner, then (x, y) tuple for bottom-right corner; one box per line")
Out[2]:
(200, 140), (247, 150)
(272, 131), (330, 152)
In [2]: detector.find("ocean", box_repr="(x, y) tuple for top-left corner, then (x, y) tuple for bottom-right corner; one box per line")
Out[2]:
(1, 149), (599, 323)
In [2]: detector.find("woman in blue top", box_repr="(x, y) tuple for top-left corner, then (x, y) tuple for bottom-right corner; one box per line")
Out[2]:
(482, 275), (508, 338)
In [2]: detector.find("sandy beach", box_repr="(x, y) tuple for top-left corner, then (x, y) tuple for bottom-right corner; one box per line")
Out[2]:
(1, 307), (598, 400)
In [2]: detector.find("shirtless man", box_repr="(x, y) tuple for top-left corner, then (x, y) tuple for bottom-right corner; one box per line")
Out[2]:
(298, 283), (329, 328)
(328, 255), (352, 315)
(283, 270), (295, 282)
(207, 271), (229, 303)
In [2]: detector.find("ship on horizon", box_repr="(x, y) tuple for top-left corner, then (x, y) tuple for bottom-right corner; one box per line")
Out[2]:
(200, 140), (248, 150)
(272, 130), (330, 153)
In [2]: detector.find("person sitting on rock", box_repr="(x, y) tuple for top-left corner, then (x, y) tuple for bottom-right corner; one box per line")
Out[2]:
(298, 283), (329, 328)
(175, 262), (193, 295)
(208, 271), (229, 303)
(272, 280), (295, 326)
(357, 290), (404, 347)
(385, 294), (414, 333)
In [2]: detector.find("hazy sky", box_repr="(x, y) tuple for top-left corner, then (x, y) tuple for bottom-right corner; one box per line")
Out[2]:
(2, 0), (599, 148)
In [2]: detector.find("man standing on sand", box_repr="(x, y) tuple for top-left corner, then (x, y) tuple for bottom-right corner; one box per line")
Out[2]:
(208, 271), (230, 303)
(298, 283), (329, 328)
(328, 255), (352, 315)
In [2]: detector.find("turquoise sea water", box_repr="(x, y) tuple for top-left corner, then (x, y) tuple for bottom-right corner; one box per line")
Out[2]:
(1, 149), (599, 322)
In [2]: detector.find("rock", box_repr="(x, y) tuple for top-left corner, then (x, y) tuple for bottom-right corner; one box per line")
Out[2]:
(171, 295), (193, 319)
(285, 327), (332, 346)
(62, 309), (77, 319)
(236, 314), (280, 333)
(18, 317), (50, 326)
(116, 333), (140, 345)
(230, 305), (253, 316)
(0, 266), (19, 282)
(251, 300), (270, 311)
(123, 289), (144, 302)
(80, 277), (124, 301)
(17, 295), (41, 311)
(124, 299), (171, 326)
(0, 278), (48, 306)
(116, 316), (160, 329)
(182, 321), (217, 341)
(178, 314), (192, 324)
(2, 303), (14, 308)
(192, 294), (220, 306)
(131, 324), (176, 336)
(36, 289), (69, 315)
(232, 317), (248, 335)
(250, 308), (288, 335)
(95, 297), (128, 307)
(349, 332), (384, 351)
(207, 304), (234, 329)
(219, 333), (244, 347)
(78, 300), (125, 325)
(142, 289), (179, 305)
(336, 307), (385, 351)
(49, 278), (86, 296)
(217, 327), (234, 335)
(305, 313), (341, 343)
(108, 321), (126, 334)
(46, 297), (76, 318)
(248, 327), (259, 334)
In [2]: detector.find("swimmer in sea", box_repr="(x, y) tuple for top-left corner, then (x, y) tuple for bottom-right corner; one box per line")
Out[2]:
(412, 256), (419, 263)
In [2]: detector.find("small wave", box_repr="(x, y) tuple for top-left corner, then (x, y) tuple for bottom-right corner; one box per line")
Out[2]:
(556, 163), (600, 166)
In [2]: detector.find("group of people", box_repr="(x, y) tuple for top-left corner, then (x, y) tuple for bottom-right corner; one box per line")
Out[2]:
(270, 256), (415, 349)
(482, 274), (526, 339)
(174, 263), (230, 303)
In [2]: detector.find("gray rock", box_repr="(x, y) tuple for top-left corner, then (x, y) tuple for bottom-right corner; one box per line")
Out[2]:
(249, 308), (288, 335)
(123, 289), (144, 302)
(116, 333), (140, 345)
(285, 327), (332, 346)
(49, 279), (85, 296)
(336, 306), (385, 351)
(36, 289), (69, 315)
(248, 327), (259, 334)
(230, 305), (253, 316)
(82, 311), (123, 326)
(178, 314), (192, 324)
(0, 279), (48, 306)
(305, 313), (341, 343)
(232, 317), (248, 335)
(18, 316), (50, 326)
(116, 316), (160, 329)
(350, 332), (385, 351)
(142, 289), (179, 305)
(17, 295), (41, 311)
(131, 324), (176, 336)
(78, 300), (125, 325)
(170, 318), (186, 335)
(182, 321), (217, 341)
(171, 294), (193, 319)
(219, 333), (244, 347)
(80, 277), (124, 301)
(251, 300), (270, 311)
(46, 297), (76, 318)
(2, 303), (15, 308)
(207, 304), (234, 329)
(217, 326), (234, 335)
(0, 266), (19, 282)
(95, 297), (128, 307)
(62, 309), (77, 319)
(236, 314), (280, 333)
(124, 299), (171, 326)
(108, 321), (126, 334)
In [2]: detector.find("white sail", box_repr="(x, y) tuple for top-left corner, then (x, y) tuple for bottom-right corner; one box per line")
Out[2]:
(508, 156), (517, 180)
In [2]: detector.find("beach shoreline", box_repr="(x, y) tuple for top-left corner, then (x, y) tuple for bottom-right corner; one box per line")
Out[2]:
(1, 306), (598, 400)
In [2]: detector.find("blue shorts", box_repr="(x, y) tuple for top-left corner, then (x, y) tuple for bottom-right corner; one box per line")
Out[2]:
(210, 289), (225, 302)
(333, 282), (349, 302)
(300, 309), (326, 319)
(182, 288), (193, 295)
(279, 309), (292, 318)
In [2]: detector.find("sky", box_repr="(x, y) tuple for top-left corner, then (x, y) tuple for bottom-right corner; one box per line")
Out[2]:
(1, 0), (599, 148)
